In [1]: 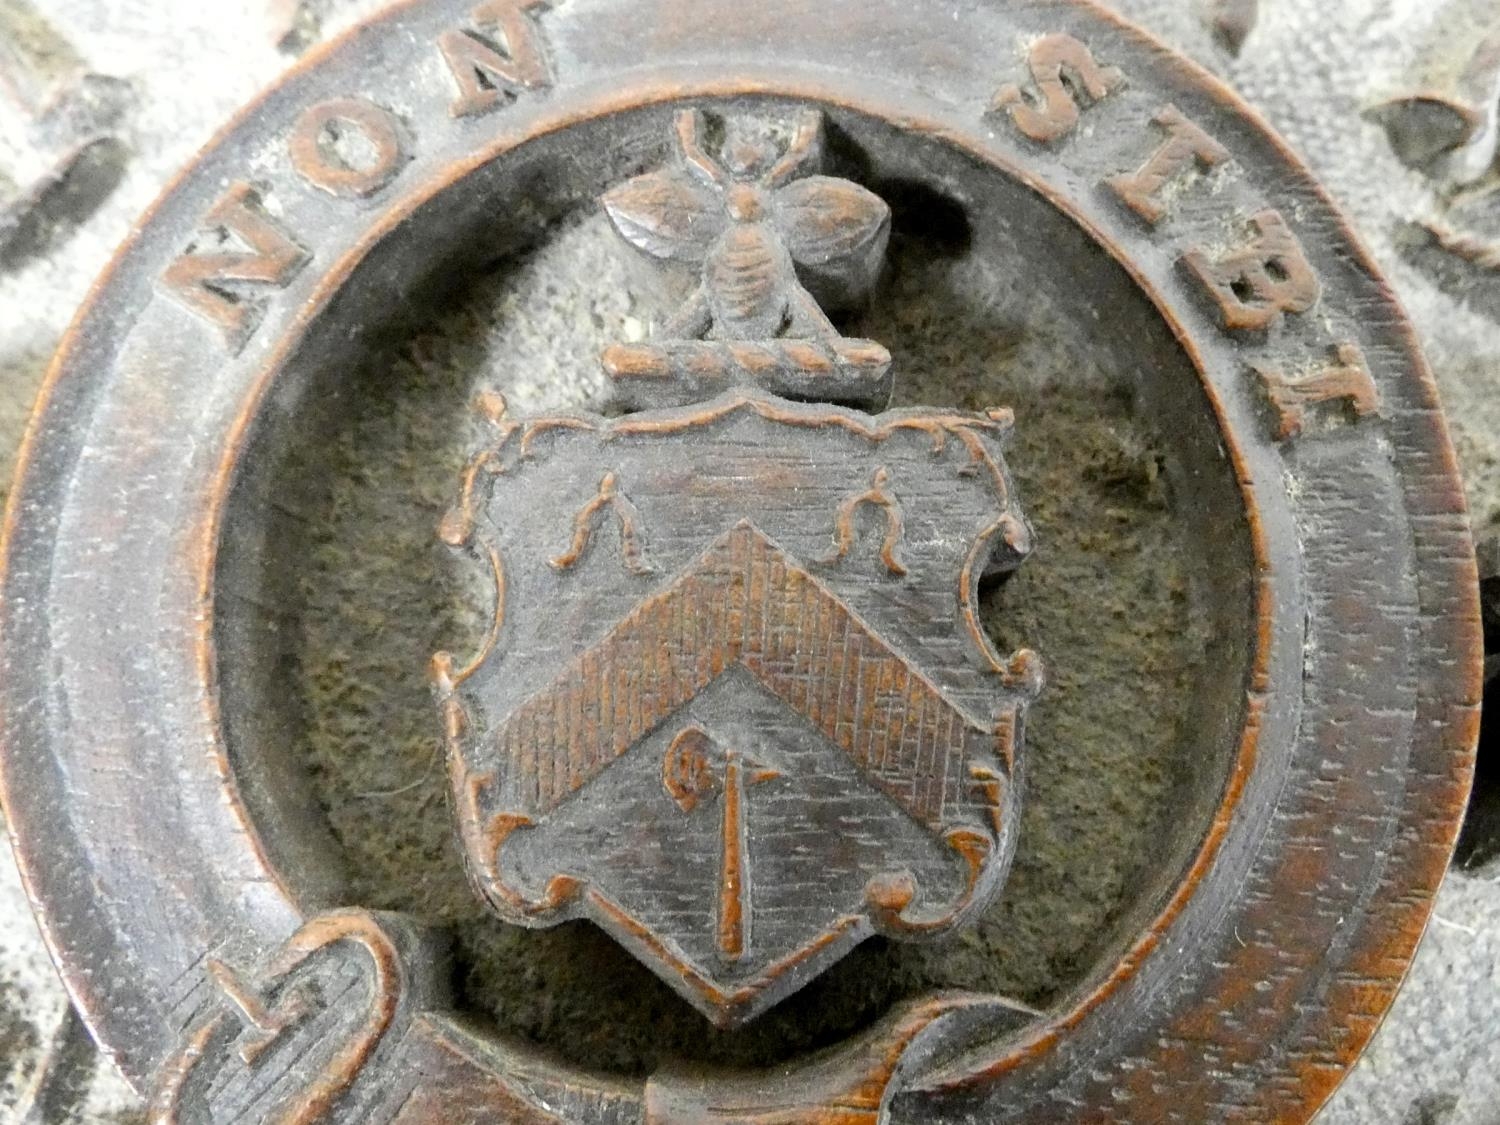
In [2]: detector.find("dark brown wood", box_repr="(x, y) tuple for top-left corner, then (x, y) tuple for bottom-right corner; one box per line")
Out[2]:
(428, 111), (1036, 1030)
(433, 138), (1036, 1024)
(149, 912), (450, 1124)
(0, 1), (1481, 1121)
(598, 108), (893, 411)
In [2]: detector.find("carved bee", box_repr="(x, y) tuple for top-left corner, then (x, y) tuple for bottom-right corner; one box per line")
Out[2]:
(602, 109), (891, 341)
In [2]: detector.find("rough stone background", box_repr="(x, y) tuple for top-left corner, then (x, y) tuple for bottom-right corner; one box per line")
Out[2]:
(0, 0), (1496, 1121)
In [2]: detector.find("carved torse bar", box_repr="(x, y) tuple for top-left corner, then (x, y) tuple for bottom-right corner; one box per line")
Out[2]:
(0, 2), (1480, 1123)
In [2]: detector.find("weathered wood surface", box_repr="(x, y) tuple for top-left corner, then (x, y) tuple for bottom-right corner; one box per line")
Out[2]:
(0, 1), (1480, 1121)
(430, 108), (1037, 1029)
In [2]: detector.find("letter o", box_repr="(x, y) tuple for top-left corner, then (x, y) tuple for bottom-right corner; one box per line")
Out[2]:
(289, 97), (406, 198)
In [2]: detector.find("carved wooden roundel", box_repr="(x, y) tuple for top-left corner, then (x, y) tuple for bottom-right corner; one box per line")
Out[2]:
(0, 1), (1481, 1122)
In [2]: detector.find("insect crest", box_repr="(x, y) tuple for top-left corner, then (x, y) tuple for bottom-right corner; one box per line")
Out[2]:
(601, 108), (891, 351)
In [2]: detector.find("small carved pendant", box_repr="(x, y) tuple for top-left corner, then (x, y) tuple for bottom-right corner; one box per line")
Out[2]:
(433, 108), (1041, 1027)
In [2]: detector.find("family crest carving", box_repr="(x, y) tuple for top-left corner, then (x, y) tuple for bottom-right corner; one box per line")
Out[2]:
(434, 108), (1040, 1028)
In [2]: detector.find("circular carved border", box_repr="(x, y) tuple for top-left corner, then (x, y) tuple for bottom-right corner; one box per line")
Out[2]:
(0, 1), (1480, 1121)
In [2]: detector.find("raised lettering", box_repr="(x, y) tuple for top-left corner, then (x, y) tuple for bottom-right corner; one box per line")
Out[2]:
(1253, 342), (1380, 441)
(160, 182), (309, 350)
(991, 33), (1124, 144)
(1182, 209), (1320, 331)
(289, 97), (408, 198)
(1107, 105), (1230, 224)
(438, 0), (553, 119)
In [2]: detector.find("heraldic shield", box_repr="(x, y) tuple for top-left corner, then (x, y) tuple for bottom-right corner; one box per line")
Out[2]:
(434, 108), (1042, 1028)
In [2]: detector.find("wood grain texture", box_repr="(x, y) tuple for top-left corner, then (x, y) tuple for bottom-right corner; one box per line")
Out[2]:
(438, 114), (1037, 1026)
(0, 0), (1478, 1120)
